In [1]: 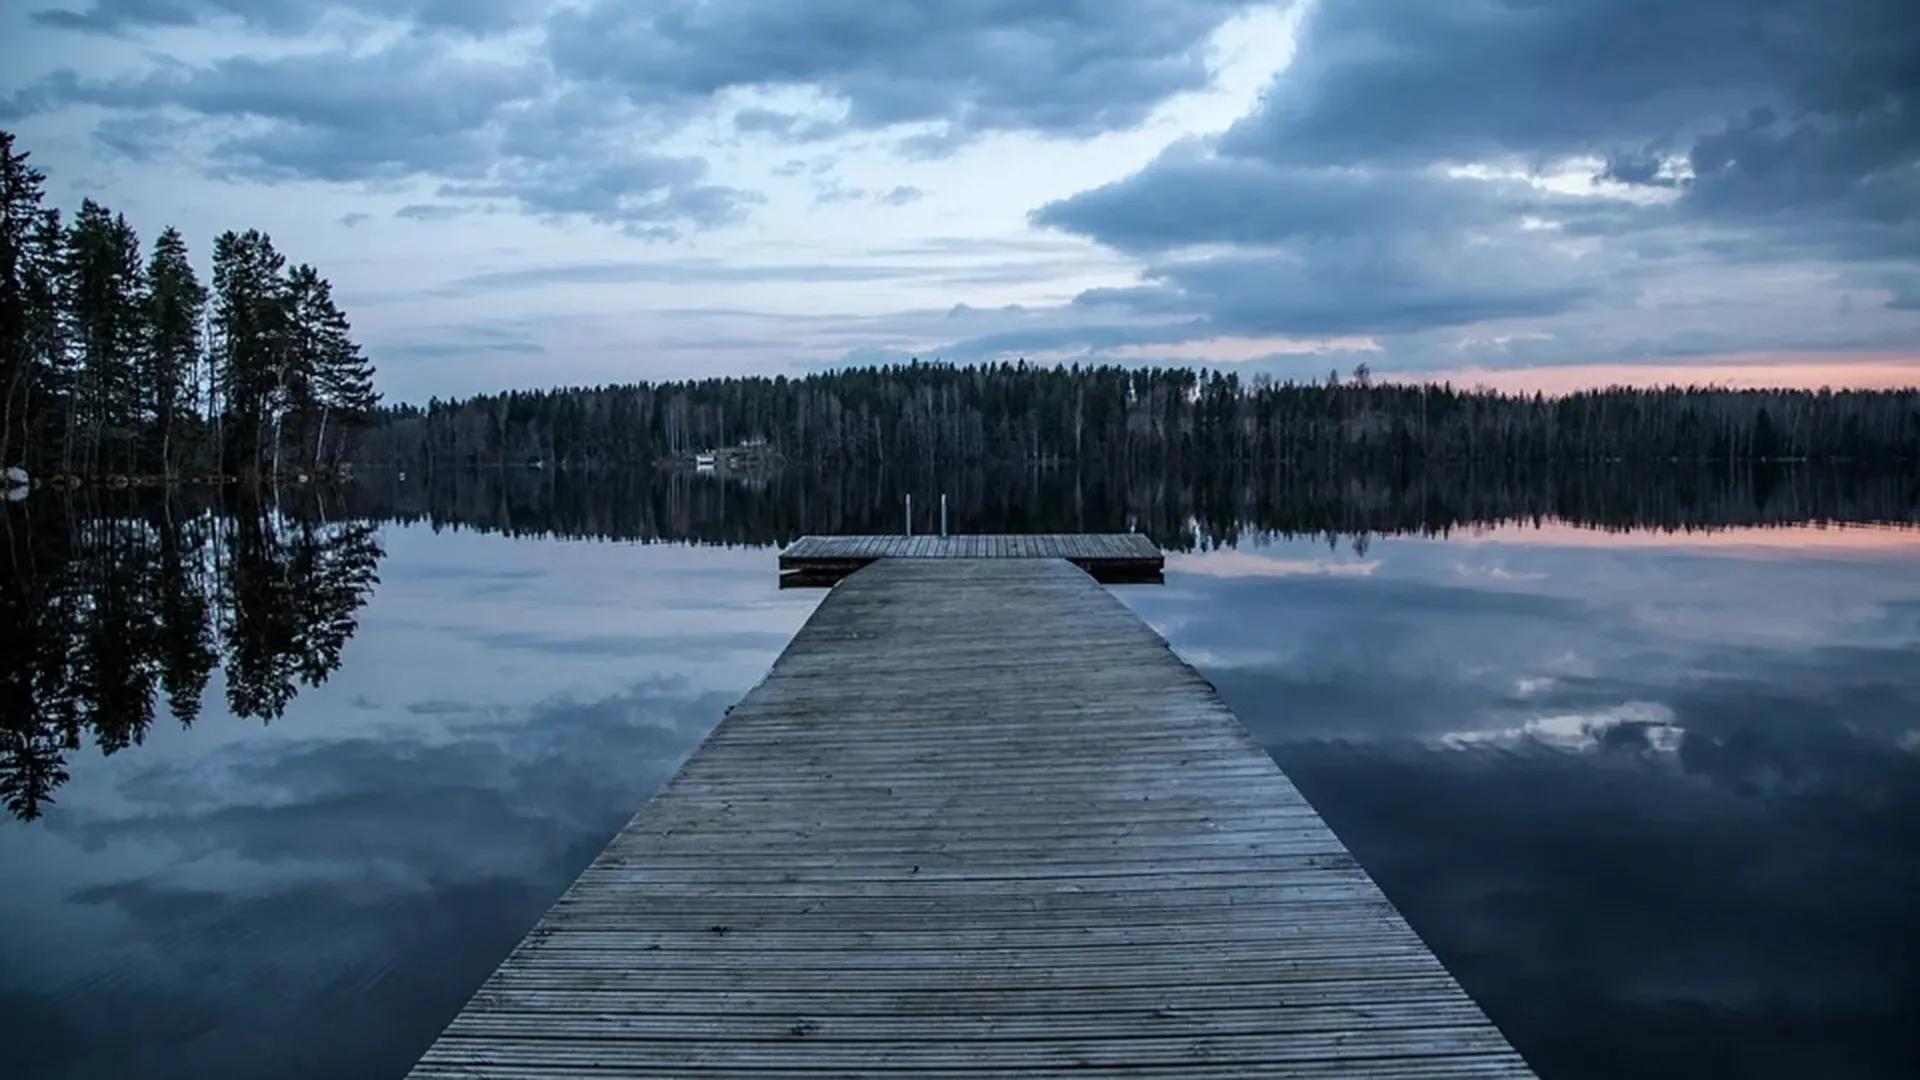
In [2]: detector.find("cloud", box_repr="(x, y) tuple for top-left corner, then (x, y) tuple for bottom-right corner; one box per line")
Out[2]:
(548, 0), (1267, 142)
(1214, 0), (1920, 252)
(1599, 151), (1680, 189)
(437, 258), (930, 296)
(1096, 241), (1603, 336)
(369, 319), (552, 360)
(380, 341), (543, 358)
(393, 202), (467, 222)
(812, 181), (867, 205)
(1882, 272), (1920, 312)
(810, 183), (925, 208)
(731, 106), (843, 141)
(1683, 104), (1920, 253)
(1036, 139), (1577, 253)
(9, 44), (753, 237)
(30, 0), (537, 37)
(14, 44), (539, 180)
(436, 152), (757, 238)
(1029, 0), (1920, 358)
(1215, 0), (1907, 168)
(89, 111), (190, 162)
(336, 212), (370, 227)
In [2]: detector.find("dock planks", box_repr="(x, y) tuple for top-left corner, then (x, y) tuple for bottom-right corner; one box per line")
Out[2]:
(412, 555), (1530, 1077)
(779, 532), (1163, 585)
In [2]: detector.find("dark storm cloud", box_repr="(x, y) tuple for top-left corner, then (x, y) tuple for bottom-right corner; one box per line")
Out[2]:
(548, 0), (1265, 140)
(1683, 103), (1920, 238)
(11, 44), (537, 178)
(31, 0), (535, 36)
(1599, 150), (1679, 189)
(1033, 0), (1920, 344)
(6, 43), (754, 236)
(1215, 0), (1915, 171)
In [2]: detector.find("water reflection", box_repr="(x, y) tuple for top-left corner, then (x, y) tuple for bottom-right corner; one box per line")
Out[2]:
(0, 517), (817, 1079)
(2, 495), (379, 820)
(9, 462), (1915, 823)
(1121, 529), (1920, 1078)
(2, 469), (1917, 1078)
(341, 461), (1920, 547)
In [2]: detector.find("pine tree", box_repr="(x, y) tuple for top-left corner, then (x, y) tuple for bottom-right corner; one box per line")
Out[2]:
(286, 265), (377, 469)
(0, 130), (46, 471)
(62, 200), (146, 475)
(282, 264), (326, 471)
(143, 226), (205, 477)
(212, 229), (288, 478)
(17, 209), (63, 472)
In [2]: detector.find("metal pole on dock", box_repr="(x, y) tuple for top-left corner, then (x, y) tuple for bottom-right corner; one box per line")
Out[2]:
(940, 493), (948, 538)
(904, 493), (912, 537)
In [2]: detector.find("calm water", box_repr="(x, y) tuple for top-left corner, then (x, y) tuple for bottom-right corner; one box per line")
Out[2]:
(3, 472), (1918, 1078)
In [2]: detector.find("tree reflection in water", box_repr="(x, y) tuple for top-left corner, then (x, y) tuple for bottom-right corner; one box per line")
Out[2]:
(3, 459), (1915, 821)
(0, 491), (380, 820)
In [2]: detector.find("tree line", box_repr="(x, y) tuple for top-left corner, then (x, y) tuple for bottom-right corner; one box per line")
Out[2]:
(0, 492), (381, 820)
(0, 130), (378, 484)
(360, 362), (1920, 472)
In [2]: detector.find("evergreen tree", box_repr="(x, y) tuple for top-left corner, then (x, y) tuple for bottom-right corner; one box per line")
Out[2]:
(0, 131), (46, 470)
(0, 131), (379, 481)
(284, 263), (374, 466)
(20, 208), (64, 469)
(62, 200), (146, 475)
(212, 229), (288, 477)
(143, 226), (205, 476)
(293, 266), (377, 468)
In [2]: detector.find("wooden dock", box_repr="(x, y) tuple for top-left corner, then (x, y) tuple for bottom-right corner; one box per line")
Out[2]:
(779, 533), (1163, 585)
(412, 549), (1531, 1077)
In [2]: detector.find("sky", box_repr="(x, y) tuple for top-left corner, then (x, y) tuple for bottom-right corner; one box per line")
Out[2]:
(1, 0), (1916, 404)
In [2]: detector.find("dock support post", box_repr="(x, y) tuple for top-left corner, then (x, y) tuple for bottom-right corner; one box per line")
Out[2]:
(905, 494), (912, 537)
(940, 493), (948, 537)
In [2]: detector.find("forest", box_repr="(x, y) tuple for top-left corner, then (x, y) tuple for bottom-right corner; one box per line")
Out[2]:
(0, 130), (378, 484)
(364, 363), (1920, 473)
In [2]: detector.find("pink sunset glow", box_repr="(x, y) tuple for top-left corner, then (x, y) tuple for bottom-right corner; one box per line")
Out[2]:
(1407, 354), (1920, 396)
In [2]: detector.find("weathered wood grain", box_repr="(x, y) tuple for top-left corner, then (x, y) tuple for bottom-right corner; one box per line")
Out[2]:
(411, 557), (1529, 1077)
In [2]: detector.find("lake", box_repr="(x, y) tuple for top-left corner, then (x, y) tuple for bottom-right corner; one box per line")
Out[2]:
(3, 467), (1917, 1078)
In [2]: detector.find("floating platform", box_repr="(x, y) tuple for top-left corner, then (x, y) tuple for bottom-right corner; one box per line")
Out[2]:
(779, 532), (1164, 585)
(412, 547), (1531, 1077)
